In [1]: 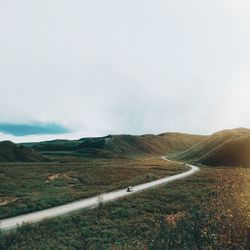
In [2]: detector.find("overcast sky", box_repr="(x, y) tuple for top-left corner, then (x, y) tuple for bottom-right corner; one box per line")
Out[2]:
(1, 0), (250, 142)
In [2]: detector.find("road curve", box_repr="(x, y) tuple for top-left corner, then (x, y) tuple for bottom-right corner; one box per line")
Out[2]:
(0, 157), (199, 231)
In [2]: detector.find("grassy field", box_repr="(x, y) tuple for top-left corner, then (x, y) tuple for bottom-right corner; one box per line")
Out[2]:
(1, 165), (249, 249)
(0, 156), (186, 220)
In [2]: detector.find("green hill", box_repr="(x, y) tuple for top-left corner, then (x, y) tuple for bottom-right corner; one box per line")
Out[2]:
(4, 128), (250, 165)
(177, 128), (250, 167)
(26, 133), (206, 158)
(0, 141), (46, 162)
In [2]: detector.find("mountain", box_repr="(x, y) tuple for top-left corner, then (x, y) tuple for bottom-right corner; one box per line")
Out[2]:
(26, 133), (206, 158)
(7, 128), (250, 165)
(0, 141), (46, 162)
(178, 128), (250, 167)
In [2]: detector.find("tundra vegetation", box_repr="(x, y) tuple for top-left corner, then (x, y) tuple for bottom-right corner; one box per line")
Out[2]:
(0, 166), (249, 249)
(0, 157), (186, 219)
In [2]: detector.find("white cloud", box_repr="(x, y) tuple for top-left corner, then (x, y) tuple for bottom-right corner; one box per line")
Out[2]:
(0, 0), (250, 142)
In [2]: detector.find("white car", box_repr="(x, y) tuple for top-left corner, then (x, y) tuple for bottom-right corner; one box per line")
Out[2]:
(127, 186), (133, 192)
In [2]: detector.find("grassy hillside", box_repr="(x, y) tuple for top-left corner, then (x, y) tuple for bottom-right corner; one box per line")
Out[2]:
(177, 128), (250, 167)
(24, 133), (206, 158)
(0, 141), (46, 162)
(4, 128), (250, 165)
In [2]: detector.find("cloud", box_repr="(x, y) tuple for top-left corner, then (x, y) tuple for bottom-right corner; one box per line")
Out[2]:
(0, 0), (250, 142)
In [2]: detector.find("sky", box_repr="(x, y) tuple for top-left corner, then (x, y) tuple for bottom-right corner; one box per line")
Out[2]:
(0, 0), (250, 142)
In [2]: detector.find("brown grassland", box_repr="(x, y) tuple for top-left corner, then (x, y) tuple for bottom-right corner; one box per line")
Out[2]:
(0, 156), (186, 220)
(1, 163), (249, 249)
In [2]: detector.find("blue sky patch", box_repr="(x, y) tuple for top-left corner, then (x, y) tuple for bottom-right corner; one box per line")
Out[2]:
(0, 123), (70, 136)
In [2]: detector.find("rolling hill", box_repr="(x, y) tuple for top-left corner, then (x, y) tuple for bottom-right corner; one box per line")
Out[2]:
(24, 132), (206, 158)
(0, 141), (46, 162)
(177, 128), (250, 167)
(2, 128), (250, 165)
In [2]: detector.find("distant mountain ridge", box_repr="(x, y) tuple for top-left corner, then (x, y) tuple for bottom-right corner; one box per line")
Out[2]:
(24, 132), (206, 158)
(1, 128), (249, 166)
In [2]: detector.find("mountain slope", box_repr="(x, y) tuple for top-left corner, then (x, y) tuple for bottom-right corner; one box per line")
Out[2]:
(28, 133), (206, 158)
(0, 141), (46, 162)
(178, 128), (250, 167)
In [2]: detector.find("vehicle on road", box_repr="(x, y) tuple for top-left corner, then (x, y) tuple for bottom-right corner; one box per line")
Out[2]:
(127, 186), (133, 192)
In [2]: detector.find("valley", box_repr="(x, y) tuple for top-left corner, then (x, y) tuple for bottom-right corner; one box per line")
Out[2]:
(0, 128), (250, 249)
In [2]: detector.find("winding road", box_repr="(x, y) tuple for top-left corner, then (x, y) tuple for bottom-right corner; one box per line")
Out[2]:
(0, 157), (199, 231)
